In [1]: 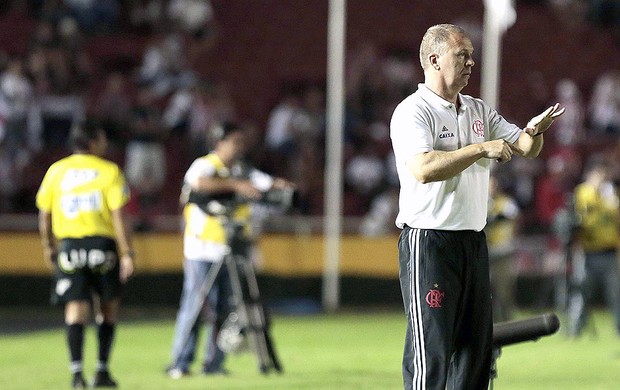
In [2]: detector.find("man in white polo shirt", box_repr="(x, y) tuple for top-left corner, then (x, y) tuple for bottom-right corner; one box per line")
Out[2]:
(390, 24), (564, 390)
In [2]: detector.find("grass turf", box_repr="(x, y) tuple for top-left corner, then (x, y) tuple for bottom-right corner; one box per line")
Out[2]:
(0, 308), (619, 389)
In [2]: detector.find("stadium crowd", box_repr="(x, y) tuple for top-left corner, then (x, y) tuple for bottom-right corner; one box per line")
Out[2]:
(0, 0), (619, 240)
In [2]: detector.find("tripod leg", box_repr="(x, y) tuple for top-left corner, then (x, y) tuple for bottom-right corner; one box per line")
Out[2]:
(225, 255), (272, 373)
(263, 320), (283, 373)
(240, 260), (283, 373)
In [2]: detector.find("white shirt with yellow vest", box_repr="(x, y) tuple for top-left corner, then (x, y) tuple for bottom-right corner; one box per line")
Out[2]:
(183, 152), (274, 262)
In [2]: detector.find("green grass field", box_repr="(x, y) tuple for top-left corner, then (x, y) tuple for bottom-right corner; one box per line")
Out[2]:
(1, 308), (619, 389)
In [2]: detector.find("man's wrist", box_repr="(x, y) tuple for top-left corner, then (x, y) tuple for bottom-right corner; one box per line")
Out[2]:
(524, 127), (543, 137)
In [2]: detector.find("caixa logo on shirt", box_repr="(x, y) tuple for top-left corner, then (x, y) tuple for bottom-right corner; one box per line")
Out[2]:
(58, 248), (117, 273)
(439, 125), (454, 139)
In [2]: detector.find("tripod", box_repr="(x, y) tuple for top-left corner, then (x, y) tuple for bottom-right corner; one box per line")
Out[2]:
(170, 214), (283, 375)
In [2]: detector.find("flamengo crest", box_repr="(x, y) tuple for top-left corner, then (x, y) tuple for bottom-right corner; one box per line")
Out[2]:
(472, 119), (485, 137)
(425, 284), (445, 308)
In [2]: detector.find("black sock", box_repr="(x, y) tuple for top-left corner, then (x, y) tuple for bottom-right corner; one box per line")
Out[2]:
(67, 324), (84, 374)
(97, 322), (115, 371)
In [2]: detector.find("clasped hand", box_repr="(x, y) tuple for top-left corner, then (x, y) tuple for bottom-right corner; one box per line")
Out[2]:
(483, 139), (522, 163)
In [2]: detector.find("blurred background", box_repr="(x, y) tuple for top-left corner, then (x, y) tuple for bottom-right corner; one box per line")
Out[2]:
(1, 0), (620, 316)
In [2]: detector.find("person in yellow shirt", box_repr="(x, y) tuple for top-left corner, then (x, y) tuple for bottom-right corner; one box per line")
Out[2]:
(36, 120), (135, 389)
(486, 173), (520, 322)
(568, 155), (620, 337)
(166, 122), (293, 378)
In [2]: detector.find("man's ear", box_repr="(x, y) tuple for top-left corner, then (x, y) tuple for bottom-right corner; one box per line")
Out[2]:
(430, 54), (440, 70)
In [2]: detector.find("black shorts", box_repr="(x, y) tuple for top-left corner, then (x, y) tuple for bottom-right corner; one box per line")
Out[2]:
(52, 236), (122, 305)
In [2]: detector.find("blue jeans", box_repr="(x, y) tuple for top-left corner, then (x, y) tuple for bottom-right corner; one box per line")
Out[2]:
(169, 259), (233, 372)
(568, 249), (620, 336)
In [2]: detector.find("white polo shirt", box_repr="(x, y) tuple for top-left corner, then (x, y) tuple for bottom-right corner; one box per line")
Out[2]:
(390, 84), (522, 231)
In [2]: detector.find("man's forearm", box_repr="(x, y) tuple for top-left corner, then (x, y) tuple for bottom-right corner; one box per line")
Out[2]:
(38, 211), (55, 249)
(515, 131), (544, 159)
(407, 143), (485, 183)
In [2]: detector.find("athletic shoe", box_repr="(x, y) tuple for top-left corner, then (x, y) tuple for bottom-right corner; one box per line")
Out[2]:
(165, 366), (191, 379)
(91, 370), (118, 388)
(71, 373), (87, 389)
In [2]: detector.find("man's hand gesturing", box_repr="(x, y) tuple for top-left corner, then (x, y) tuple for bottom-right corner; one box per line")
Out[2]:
(524, 103), (566, 137)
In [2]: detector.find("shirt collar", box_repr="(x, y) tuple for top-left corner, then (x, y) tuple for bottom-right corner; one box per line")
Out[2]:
(418, 83), (469, 112)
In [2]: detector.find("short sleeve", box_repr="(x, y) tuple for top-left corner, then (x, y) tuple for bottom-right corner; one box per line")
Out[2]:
(390, 100), (434, 162)
(106, 166), (130, 210)
(36, 167), (56, 212)
(185, 158), (217, 185)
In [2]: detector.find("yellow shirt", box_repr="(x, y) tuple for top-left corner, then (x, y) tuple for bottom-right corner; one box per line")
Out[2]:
(36, 154), (130, 239)
(183, 153), (253, 261)
(486, 193), (519, 252)
(574, 181), (620, 252)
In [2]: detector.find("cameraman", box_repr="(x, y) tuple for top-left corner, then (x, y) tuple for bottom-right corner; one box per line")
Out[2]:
(567, 155), (620, 337)
(166, 122), (293, 378)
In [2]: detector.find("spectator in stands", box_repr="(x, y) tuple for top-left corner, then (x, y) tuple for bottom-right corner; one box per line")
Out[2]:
(535, 149), (582, 228)
(587, 0), (620, 31)
(136, 31), (197, 97)
(0, 54), (35, 167)
(381, 47), (418, 102)
(292, 85), (325, 147)
(505, 157), (545, 228)
(63, 0), (119, 34)
(588, 69), (620, 135)
(345, 141), (386, 213)
(552, 78), (585, 147)
(28, 17), (60, 48)
(526, 71), (552, 117)
(547, 0), (589, 29)
(167, 0), (217, 40)
(0, 95), (16, 212)
(93, 71), (133, 147)
(285, 137), (324, 214)
(127, 0), (166, 34)
(31, 41), (87, 150)
(124, 85), (168, 230)
(264, 86), (303, 164)
(452, 12), (483, 62)
(164, 79), (237, 159)
(345, 40), (382, 124)
(359, 186), (399, 236)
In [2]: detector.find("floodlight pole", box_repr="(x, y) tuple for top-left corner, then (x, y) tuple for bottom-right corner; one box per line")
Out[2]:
(481, 0), (516, 109)
(323, 0), (346, 312)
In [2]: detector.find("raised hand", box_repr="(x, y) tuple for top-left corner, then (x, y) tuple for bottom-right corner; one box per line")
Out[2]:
(524, 103), (566, 137)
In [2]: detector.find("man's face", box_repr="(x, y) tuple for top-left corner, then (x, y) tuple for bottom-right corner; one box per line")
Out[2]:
(217, 130), (247, 161)
(437, 33), (475, 90)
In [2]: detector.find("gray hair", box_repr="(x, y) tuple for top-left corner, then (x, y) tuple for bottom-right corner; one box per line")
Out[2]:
(419, 24), (466, 71)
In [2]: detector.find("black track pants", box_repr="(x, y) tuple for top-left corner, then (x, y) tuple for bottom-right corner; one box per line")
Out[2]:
(398, 227), (493, 390)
